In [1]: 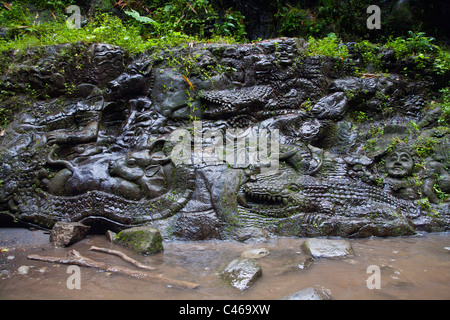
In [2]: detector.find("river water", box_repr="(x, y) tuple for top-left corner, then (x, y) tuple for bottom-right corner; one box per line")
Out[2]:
(0, 228), (449, 300)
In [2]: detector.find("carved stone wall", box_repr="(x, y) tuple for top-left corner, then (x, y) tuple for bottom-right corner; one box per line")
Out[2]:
(0, 39), (448, 240)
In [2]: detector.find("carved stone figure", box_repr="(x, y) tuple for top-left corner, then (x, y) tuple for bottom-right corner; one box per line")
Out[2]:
(384, 149), (420, 201)
(385, 150), (414, 178)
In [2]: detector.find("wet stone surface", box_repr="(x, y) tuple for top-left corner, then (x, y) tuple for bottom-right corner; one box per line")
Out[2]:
(301, 238), (354, 259)
(281, 287), (331, 300)
(219, 257), (263, 291)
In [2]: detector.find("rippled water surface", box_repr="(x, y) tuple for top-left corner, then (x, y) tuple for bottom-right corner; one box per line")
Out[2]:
(1, 228), (449, 300)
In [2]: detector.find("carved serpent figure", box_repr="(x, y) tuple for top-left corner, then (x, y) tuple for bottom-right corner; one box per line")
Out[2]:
(12, 163), (195, 229)
(11, 140), (195, 230)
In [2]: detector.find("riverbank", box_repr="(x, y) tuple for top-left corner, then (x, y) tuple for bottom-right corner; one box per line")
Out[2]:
(1, 228), (449, 300)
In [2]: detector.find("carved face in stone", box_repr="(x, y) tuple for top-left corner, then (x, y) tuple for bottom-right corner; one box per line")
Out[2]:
(254, 55), (272, 76)
(385, 151), (414, 178)
(274, 41), (297, 67)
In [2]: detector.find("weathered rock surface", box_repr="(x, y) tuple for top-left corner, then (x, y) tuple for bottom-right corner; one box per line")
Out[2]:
(49, 222), (90, 247)
(219, 258), (262, 290)
(115, 226), (163, 255)
(281, 287), (331, 300)
(173, 210), (222, 240)
(301, 238), (354, 258)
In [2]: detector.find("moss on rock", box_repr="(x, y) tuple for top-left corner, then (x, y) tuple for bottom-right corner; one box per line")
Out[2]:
(115, 226), (163, 255)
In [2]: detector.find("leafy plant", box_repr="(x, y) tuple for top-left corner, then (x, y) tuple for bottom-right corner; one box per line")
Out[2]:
(355, 40), (382, 71)
(214, 9), (246, 41)
(352, 110), (372, 123)
(385, 31), (450, 75)
(413, 137), (438, 158)
(124, 9), (159, 26)
(275, 5), (326, 38)
(438, 87), (450, 125)
(151, 0), (217, 39)
(306, 33), (348, 59)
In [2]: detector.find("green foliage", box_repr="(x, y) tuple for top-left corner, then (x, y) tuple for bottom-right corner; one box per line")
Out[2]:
(433, 182), (449, 202)
(0, 1), (30, 27)
(0, 107), (8, 129)
(274, 0), (375, 41)
(355, 40), (383, 71)
(0, 13), (149, 54)
(124, 9), (159, 26)
(352, 110), (372, 123)
(141, 0), (245, 41)
(275, 5), (326, 38)
(89, 13), (147, 52)
(151, 0), (216, 38)
(385, 32), (435, 60)
(214, 9), (246, 41)
(385, 31), (450, 75)
(413, 137), (438, 159)
(0, 0), (74, 27)
(306, 33), (348, 59)
(438, 87), (450, 125)
(0, 0), (247, 55)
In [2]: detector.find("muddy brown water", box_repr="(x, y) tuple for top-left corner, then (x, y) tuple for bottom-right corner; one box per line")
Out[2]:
(0, 228), (449, 300)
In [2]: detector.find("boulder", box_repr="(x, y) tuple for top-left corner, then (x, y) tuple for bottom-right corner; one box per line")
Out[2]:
(219, 258), (262, 290)
(49, 222), (90, 247)
(301, 238), (353, 259)
(281, 287), (331, 300)
(115, 226), (163, 255)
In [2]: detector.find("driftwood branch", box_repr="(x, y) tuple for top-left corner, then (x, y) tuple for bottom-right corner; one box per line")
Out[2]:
(28, 250), (199, 289)
(89, 246), (156, 271)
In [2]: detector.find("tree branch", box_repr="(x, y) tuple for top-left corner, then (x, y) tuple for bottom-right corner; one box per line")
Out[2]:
(28, 250), (199, 289)
(89, 245), (157, 271)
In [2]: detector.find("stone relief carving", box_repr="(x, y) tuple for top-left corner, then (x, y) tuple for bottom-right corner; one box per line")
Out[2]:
(0, 39), (448, 240)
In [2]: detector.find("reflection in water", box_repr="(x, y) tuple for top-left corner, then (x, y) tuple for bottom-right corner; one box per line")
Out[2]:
(0, 231), (449, 300)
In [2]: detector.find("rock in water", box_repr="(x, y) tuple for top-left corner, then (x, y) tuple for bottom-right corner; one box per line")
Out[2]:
(278, 255), (314, 273)
(219, 258), (262, 290)
(17, 265), (30, 275)
(115, 226), (163, 255)
(50, 222), (90, 247)
(281, 287), (331, 300)
(241, 248), (269, 259)
(301, 238), (353, 258)
(105, 230), (117, 242)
